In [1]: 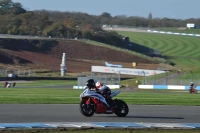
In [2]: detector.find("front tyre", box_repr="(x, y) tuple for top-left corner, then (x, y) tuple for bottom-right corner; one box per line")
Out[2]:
(114, 100), (129, 117)
(79, 99), (95, 117)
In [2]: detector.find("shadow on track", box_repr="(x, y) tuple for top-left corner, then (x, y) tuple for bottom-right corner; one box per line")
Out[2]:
(95, 116), (184, 120)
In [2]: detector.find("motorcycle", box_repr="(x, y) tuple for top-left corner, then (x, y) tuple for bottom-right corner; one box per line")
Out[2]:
(79, 88), (129, 117)
(189, 86), (198, 94)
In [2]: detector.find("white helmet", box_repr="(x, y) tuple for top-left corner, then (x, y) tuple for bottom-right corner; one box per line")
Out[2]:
(95, 82), (103, 89)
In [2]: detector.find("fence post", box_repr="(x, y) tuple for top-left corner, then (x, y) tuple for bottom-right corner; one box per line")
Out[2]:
(165, 71), (168, 85)
(118, 72), (121, 85)
(177, 70), (181, 85)
(143, 71), (146, 85)
(190, 71), (193, 82)
(154, 71), (156, 85)
(5, 70), (7, 77)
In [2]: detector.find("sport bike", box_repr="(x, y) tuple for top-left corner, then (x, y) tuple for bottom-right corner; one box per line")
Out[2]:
(189, 86), (198, 94)
(79, 88), (129, 117)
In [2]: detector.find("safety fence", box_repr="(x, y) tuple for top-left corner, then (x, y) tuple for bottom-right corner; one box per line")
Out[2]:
(0, 69), (36, 77)
(142, 71), (200, 86)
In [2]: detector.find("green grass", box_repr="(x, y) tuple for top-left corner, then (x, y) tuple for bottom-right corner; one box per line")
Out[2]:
(0, 87), (199, 105)
(2, 80), (200, 105)
(116, 31), (200, 71)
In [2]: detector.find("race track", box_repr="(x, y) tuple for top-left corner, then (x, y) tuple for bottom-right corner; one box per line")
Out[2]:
(0, 104), (199, 123)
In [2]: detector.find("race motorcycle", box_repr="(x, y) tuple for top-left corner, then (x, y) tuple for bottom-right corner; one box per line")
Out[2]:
(189, 86), (198, 94)
(79, 87), (129, 117)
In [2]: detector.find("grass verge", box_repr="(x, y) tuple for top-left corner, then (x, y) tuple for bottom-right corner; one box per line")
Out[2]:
(0, 87), (199, 105)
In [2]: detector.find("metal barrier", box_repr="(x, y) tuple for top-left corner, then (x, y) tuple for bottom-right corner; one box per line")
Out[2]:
(143, 71), (200, 86)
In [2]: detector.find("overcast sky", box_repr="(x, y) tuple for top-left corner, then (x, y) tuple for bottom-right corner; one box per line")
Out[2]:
(12, 0), (200, 19)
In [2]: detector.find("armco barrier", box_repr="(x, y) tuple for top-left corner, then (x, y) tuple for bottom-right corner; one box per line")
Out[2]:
(147, 30), (200, 37)
(138, 85), (200, 90)
(73, 85), (120, 89)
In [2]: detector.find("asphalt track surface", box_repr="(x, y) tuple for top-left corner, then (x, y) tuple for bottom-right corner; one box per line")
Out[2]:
(0, 104), (199, 123)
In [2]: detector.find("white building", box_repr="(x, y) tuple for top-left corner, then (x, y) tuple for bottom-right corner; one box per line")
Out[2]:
(186, 23), (195, 29)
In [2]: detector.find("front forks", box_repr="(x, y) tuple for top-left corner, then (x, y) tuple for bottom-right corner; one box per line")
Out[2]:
(86, 98), (90, 105)
(85, 98), (94, 109)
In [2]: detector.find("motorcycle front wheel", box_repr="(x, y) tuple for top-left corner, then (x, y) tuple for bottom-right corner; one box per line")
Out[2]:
(79, 99), (95, 117)
(114, 99), (129, 117)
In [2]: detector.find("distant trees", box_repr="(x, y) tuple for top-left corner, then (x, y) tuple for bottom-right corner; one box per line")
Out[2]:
(1, 0), (200, 52)
(0, 0), (26, 15)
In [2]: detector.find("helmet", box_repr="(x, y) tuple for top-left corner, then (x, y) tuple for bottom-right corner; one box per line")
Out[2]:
(95, 81), (103, 89)
(86, 79), (95, 89)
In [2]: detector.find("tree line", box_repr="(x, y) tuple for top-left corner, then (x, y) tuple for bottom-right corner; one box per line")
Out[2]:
(0, 0), (200, 51)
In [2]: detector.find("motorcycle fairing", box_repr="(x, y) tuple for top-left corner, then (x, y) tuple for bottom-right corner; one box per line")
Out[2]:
(110, 90), (121, 98)
(80, 89), (108, 107)
(90, 97), (108, 113)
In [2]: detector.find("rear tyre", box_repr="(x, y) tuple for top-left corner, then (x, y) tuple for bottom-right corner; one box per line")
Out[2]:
(114, 100), (129, 117)
(79, 100), (94, 117)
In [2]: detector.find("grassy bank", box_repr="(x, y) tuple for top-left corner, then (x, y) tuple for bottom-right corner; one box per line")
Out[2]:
(116, 31), (200, 71)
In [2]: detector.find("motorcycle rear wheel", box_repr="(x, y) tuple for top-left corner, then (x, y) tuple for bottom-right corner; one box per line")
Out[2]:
(79, 100), (95, 117)
(114, 100), (129, 117)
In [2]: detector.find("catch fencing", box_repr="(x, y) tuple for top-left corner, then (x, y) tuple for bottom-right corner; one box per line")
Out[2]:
(0, 69), (36, 77)
(142, 71), (200, 86)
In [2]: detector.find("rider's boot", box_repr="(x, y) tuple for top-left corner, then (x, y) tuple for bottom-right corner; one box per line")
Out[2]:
(105, 102), (111, 110)
(107, 98), (117, 108)
(103, 95), (111, 109)
(104, 99), (112, 110)
(111, 100), (117, 108)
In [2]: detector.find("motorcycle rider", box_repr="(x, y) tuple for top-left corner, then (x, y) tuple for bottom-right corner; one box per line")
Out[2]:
(85, 79), (112, 109)
(190, 82), (196, 89)
(95, 81), (117, 108)
(85, 79), (96, 90)
(189, 82), (197, 94)
(95, 81), (111, 99)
